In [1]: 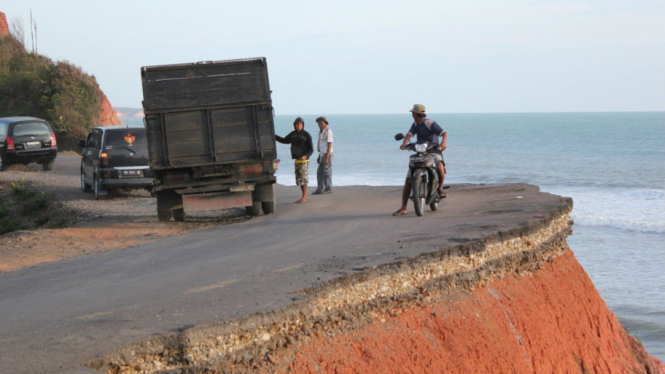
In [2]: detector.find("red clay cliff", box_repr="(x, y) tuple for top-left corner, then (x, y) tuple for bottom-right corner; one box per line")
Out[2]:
(278, 250), (664, 374)
(0, 12), (9, 37)
(98, 87), (123, 126)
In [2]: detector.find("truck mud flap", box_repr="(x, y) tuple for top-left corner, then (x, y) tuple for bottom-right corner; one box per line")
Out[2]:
(183, 191), (252, 212)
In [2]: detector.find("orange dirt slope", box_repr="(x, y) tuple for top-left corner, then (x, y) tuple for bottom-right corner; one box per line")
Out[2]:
(284, 250), (665, 374)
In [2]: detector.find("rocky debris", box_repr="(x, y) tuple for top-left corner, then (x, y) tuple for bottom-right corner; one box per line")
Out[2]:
(89, 209), (578, 374)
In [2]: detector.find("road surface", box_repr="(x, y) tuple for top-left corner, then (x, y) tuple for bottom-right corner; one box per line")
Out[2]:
(0, 157), (570, 373)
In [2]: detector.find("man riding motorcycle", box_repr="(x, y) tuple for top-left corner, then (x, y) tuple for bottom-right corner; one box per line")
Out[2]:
(393, 104), (448, 216)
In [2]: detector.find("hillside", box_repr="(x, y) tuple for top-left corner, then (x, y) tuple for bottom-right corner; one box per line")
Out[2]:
(0, 11), (122, 150)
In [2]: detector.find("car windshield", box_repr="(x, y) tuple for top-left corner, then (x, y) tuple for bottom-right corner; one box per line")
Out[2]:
(104, 129), (147, 150)
(12, 122), (51, 136)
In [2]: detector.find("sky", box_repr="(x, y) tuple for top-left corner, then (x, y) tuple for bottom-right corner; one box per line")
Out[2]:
(2, 0), (664, 114)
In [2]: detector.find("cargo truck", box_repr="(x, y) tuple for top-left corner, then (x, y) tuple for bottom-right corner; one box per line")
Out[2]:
(141, 57), (278, 221)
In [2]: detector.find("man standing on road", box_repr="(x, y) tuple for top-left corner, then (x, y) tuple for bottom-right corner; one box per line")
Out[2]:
(276, 117), (314, 204)
(393, 104), (448, 216)
(313, 116), (333, 195)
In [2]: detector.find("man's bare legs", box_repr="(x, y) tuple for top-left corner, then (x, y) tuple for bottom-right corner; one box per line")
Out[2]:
(393, 178), (411, 215)
(436, 161), (446, 196)
(295, 185), (308, 203)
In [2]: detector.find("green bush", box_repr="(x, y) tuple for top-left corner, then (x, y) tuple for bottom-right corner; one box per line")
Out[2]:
(0, 179), (54, 235)
(0, 33), (103, 151)
(0, 218), (23, 236)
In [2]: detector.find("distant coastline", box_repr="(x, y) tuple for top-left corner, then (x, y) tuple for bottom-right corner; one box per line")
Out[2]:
(115, 107), (144, 117)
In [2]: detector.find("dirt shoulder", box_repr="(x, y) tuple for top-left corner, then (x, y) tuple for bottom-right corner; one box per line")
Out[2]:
(0, 159), (250, 273)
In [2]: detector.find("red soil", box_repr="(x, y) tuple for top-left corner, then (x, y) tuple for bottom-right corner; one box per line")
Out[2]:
(0, 12), (10, 37)
(284, 250), (665, 374)
(98, 88), (123, 126)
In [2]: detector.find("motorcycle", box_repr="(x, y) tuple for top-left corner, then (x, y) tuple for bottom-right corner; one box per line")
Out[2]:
(395, 133), (448, 216)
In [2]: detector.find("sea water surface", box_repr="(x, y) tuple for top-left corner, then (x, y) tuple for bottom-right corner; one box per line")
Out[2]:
(126, 112), (665, 360)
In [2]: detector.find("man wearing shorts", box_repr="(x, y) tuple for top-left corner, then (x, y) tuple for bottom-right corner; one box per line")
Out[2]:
(276, 117), (314, 203)
(393, 104), (448, 216)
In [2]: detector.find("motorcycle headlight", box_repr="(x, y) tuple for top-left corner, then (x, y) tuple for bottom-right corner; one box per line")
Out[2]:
(415, 143), (428, 153)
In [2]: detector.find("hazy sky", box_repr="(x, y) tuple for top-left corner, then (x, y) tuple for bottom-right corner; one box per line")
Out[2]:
(3, 0), (664, 114)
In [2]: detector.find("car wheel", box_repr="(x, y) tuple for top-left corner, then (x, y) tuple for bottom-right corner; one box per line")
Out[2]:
(42, 159), (54, 171)
(81, 170), (92, 192)
(0, 157), (6, 171)
(94, 175), (102, 200)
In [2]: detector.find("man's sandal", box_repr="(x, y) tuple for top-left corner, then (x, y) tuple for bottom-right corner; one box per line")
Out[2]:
(393, 210), (407, 216)
(439, 190), (447, 198)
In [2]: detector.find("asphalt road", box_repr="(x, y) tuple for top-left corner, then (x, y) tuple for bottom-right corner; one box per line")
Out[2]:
(0, 156), (570, 373)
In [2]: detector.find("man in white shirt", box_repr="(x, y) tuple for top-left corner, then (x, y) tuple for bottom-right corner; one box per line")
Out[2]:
(313, 116), (333, 194)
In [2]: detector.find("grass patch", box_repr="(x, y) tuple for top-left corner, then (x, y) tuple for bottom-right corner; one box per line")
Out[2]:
(0, 179), (60, 236)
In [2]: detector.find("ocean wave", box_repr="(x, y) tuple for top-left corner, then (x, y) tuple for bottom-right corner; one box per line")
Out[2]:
(572, 214), (665, 233)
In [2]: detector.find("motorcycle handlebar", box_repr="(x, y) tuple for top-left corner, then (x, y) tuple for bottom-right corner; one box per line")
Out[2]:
(401, 142), (439, 152)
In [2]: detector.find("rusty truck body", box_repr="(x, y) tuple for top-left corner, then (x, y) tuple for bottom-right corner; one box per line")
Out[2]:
(140, 57), (278, 221)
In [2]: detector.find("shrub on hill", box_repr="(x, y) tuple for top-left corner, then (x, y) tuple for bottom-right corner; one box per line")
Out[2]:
(0, 33), (102, 150)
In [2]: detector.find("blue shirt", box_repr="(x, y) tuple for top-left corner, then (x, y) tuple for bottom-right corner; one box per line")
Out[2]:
(408, 118), (445, 155)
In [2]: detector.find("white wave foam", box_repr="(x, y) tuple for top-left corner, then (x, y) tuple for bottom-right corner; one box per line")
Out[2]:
(546, 187), (665, 234)
(572, 214), (665, 233)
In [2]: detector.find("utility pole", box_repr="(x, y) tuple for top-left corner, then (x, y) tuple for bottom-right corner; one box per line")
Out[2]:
(30, 8), (34, 53)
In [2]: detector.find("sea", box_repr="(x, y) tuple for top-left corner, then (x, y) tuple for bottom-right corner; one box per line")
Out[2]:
(125, 111), (665, 360)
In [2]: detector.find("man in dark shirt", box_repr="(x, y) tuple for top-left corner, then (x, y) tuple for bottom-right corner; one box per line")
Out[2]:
(276, 117), (314, 203)
(393, 104), (448, 216)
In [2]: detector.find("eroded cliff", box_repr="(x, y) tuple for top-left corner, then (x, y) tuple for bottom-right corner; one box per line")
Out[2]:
(0, 12), (9, 37)
(89, 198), (664, 374)
(99, 88), (123, 126)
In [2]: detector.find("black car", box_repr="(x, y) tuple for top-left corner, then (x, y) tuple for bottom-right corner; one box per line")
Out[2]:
(78, 126), (153, 199)
(0, 117), (58, 171)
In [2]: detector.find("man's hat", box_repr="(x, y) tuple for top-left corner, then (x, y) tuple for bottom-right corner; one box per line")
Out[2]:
(316, 116), (328, 124)
(294, 117), (304, 125)
(409, 104), (426, 114)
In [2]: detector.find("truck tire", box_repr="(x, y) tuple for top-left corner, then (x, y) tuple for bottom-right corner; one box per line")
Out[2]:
(157, 210), (171, 222)
(261, 201), (275, 214)
(253, 184), (275, 215)
(156, 190), (183, 221)
(172, 209), (186, 222)
(247, 201), (261, 216)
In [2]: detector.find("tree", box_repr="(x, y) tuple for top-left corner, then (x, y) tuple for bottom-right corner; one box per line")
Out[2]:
(9, 17), (25, 48)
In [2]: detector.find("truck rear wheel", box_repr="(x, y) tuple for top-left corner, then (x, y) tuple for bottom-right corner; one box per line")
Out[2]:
(172, 209), (186, 222)
(246, 201), (261, 216)
(157, 210), (171, 222)
(156, 190), (183, 221)
(261, 201), (275, 214)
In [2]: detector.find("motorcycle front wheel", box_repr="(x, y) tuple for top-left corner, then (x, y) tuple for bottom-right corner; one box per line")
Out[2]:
(412, 174), (427, 216)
